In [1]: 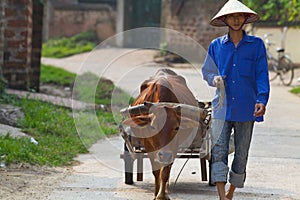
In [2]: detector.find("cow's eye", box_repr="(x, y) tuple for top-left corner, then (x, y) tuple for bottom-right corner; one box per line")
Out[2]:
(175, 127), (179, 131)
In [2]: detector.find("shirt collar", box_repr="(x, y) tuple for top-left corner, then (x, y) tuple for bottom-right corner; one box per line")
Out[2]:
(221, 30), (254, 44)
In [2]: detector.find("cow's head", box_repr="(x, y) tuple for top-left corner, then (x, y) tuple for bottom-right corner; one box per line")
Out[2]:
(121, 102), (207, 165)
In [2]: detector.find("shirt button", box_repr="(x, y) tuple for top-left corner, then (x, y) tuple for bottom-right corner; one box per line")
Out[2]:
(232, 97), (235, 100)
(233, 64), (236, 67)
(232, 81), (235, 83)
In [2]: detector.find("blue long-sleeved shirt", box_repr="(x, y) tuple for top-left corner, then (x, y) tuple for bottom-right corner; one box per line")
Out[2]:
(202, 31), (270, 122)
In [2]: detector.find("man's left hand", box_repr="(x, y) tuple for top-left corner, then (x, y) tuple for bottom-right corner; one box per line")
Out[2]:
(254, 103), (266, 117)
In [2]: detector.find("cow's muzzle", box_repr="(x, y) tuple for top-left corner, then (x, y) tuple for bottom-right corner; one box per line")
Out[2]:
(157, 151), (173, 164)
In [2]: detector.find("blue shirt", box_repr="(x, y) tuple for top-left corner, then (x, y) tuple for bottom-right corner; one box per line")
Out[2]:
(202, 31), (270, 122)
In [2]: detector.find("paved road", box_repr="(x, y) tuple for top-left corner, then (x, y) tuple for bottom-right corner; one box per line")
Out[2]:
(43, 48), (300, 200)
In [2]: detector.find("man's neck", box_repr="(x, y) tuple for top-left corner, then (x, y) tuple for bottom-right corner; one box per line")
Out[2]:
(229, 29), (244, 47)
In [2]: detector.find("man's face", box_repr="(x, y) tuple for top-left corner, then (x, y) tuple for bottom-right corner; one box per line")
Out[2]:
(225, 13), (246, 31)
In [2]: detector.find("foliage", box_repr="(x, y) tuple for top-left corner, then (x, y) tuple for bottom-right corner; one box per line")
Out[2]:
(0, 76), (7, 94)
(40, 64), (76, 86)
(242, 0), (300, 25)
(42, 31), (98, 58)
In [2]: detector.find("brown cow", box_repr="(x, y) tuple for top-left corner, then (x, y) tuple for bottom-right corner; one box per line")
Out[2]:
(122, 69), (208, 200)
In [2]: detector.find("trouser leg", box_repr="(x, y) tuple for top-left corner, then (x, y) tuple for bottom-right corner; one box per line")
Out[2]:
(229, 121), (254, 188)
(210, 120), (232, 184)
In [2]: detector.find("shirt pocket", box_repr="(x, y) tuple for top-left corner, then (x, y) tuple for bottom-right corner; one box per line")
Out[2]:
(238, 59), (255, 78)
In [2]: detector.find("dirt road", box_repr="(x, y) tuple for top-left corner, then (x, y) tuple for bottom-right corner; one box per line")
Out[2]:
(45, 49), (300, 200)
(1, 48), (299, 200)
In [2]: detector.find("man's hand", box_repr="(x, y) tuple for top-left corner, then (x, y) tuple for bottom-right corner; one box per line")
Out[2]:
(254, 103), (266, 117)
(213, 76), (224, 88)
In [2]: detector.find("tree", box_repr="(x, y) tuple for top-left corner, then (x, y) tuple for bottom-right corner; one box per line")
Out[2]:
(242, 0), (300, 25)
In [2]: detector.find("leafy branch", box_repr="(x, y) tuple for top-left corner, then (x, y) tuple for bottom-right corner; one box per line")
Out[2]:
(242, 0), (300, 25)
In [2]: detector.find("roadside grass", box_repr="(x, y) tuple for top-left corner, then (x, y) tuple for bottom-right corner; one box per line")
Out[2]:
(0, 65), (130, 167)
(42, 31), (98, 58)
(73, 72), (133, 105)
(290, 86), (300, 97)
(0, 95), (88, 166)
(40, 64), (76, 86)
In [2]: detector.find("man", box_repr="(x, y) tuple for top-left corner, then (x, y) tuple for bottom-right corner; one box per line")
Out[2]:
(202, 0), (270, 199)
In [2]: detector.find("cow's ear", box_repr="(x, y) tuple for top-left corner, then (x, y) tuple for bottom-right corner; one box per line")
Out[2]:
(122, 115), (151, 127)
(179, 117), (200, 129)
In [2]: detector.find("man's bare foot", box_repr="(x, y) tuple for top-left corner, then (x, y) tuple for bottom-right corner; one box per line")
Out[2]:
(225, 184), (236, 200)
(225, 191), (233, 200)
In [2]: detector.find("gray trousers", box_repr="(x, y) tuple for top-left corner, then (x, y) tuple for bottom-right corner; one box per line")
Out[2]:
(211, 119), (254, 188)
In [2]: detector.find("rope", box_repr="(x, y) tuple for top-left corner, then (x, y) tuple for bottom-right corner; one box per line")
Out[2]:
(170, 152), (193, 192)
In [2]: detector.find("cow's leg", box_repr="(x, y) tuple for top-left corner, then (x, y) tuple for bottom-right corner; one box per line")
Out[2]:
(150, 158), (161, 198)
(152, 169), (160, 197)
(156, 164), (172, 200)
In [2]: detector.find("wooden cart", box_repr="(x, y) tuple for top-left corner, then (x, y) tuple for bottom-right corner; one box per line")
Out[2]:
(119, 102), (213, 185)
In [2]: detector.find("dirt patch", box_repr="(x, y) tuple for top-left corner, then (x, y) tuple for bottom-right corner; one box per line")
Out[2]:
(0, 164), (72, 200)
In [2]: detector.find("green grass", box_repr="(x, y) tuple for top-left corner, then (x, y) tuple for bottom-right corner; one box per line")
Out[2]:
(290, 86), (300, 97)
(42, 31), (98, 58)
(73, 71), (133, 106)
(40, 64), (76, 86)
(0, 93), (120, 167)
(0, 95), (88, 166)
(0, 65), (130, 167)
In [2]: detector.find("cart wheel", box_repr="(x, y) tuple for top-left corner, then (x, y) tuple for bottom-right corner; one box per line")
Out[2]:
(124, 142), (134, 185)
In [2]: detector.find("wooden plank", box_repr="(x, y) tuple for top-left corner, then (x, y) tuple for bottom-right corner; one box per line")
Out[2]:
(200, 158), (207, 181)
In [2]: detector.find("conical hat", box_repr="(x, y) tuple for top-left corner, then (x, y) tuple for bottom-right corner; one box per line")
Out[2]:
(210, 0), (259, 27)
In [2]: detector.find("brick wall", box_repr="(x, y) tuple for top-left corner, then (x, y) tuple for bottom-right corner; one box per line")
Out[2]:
(0, 1), (4, 78)
(44, 0), (116, 41)
(30, 0), (44, 90)
(162, 0), (228, 50)
(0, 0), (43, 91)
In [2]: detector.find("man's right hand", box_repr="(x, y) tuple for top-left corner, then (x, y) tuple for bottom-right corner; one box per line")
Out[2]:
(213, 76), (224, 88)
